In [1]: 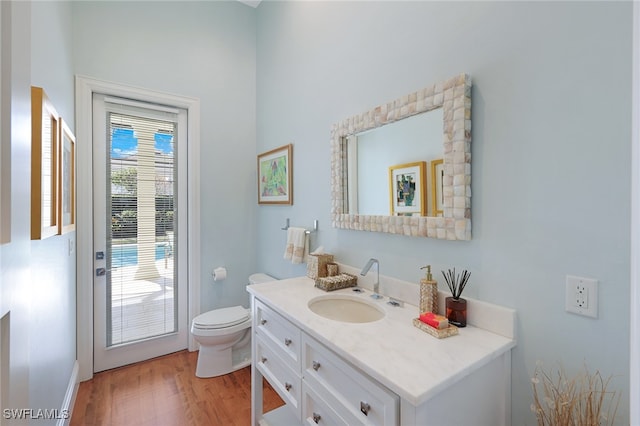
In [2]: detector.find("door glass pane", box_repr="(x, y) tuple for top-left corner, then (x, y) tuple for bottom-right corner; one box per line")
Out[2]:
(107, 112), (177, 346)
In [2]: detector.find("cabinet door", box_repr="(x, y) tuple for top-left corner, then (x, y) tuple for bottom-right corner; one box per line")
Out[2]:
(303, 334), (399, 426)
(255, 299), (301, 368)
(256, 335), (302, 420)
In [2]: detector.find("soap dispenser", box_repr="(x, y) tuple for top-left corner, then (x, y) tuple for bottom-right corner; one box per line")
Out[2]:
(419, 265), (439, 314)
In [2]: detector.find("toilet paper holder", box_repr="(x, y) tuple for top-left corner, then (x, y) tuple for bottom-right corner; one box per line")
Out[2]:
(212, 267), (227, 281)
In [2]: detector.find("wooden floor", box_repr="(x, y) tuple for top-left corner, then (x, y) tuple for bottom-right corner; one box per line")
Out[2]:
(71, 350), (284, 426)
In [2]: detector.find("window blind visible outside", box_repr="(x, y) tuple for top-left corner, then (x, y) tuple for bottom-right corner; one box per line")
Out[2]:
(107, 111), (177, 346)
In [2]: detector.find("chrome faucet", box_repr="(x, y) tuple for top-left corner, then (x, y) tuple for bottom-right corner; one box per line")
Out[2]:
(360, 258), (383, 299)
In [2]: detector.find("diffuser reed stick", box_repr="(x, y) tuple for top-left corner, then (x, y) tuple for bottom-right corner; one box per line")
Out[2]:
(441, 268), (471, 300)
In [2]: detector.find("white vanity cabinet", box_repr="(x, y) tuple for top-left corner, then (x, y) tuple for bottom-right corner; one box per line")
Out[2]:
(252, 299), (398, 425)
(249, 277), (516, 426)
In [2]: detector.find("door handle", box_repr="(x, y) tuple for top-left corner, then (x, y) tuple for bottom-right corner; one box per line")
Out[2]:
(96, 267), (112, 276)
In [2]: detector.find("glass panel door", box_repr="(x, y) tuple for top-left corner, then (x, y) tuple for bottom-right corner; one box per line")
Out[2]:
(93, 95), (188, 372)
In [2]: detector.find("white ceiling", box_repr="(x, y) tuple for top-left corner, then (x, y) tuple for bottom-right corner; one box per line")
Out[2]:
(238, 0), (262, 8)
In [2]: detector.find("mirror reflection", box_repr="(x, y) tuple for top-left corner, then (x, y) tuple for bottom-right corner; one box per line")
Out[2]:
(345, 108), (443, 217)
(330, 73), (472, 240)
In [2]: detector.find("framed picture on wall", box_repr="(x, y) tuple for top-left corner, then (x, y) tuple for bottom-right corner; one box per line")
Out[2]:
(389, 161), (426, 216)
(257, 144), (293, 205)
(30, 86), (60, 240)
(58, 119), (76, 234)
(0, 100), (8, 244)
(430, 158), (444, 217)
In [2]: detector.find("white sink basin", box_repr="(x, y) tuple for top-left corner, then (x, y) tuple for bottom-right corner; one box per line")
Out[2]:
(308, 294), (385, 323)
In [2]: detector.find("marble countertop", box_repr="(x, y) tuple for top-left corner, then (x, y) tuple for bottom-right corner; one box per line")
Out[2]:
(247, 276), (516, 406)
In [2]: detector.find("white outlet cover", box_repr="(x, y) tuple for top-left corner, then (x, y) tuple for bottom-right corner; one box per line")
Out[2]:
(565, 275), (598, 318)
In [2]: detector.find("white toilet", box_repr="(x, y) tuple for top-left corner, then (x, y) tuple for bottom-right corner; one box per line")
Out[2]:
(191, 273), (274, 378)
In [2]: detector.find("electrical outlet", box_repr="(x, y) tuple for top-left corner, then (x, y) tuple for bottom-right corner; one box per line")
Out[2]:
(565, 275), (598, 318)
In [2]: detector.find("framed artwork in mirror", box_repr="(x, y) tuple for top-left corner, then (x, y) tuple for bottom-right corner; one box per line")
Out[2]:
(58, 119), (76, 234)
(389, 161), (426, 217)
(430, 158), (444, 217)
(30, 86), (59, 240)
(257, 144), (293, 205)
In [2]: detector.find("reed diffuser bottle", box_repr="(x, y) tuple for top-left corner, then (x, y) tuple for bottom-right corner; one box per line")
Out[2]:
(419, 265), (438, 314)
(442, 268), (471, 328)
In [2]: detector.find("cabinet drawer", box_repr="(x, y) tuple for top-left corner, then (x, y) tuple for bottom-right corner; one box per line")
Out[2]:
(255, 299), (301, 368)
(303, 334), (399, 426)
(256, 335), (301, 419)
(302, 382), (350, 426)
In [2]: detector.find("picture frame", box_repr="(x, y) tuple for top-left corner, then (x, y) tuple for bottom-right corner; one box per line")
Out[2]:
(30, 86), (59, 240)
(431, 158), (444, 217)
(389, 161), (426, 216)
(0, 98), (9, 244)
(257, 144), (293, 205)
(58, 119), (76, 234)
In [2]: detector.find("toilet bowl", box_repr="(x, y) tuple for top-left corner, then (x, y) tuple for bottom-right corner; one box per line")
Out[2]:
(191, 273), (274, 378)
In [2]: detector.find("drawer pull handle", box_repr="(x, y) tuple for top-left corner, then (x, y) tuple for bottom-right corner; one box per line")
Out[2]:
(285, 382), (292, 391)
(360, 401), (371, 416)
(284, 338), (292, 346)
(312, 361), (321, 371)
(261, 356), (267, 363)
(260, 319), (267, 325)
(312, 413), (321, 424)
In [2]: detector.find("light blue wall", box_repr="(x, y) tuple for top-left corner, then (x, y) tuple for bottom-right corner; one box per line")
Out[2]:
(72, 1), (258, 312)
(30, 2), (77, 419)
(0, 1), (77, 421)
(29, 2), (77, 420)
(255, 1), (631, 424)
(0, 0), (33, 417)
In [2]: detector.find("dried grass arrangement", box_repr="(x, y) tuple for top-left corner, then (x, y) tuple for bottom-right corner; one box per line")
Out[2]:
(531, 363), (620, 426)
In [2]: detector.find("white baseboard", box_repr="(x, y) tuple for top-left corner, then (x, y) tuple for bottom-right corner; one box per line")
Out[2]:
(57, 360), (79, 426)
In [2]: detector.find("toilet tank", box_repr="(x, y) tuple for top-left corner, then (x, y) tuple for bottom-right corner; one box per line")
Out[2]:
(249, 273), (275, 285)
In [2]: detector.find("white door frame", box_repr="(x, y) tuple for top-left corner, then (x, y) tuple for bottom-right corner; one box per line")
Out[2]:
(75, 76), (201, 381)
(631, 2), (639, 423)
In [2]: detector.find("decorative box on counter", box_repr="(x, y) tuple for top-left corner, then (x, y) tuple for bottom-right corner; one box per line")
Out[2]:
(413, 318), (459, 339)
(306, 253), (334, 279)
(315, 273), (358, 292)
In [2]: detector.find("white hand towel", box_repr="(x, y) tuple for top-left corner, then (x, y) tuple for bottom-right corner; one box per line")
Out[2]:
(283, 227), (308, 264)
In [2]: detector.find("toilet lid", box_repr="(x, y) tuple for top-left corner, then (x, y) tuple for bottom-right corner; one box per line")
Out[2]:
(193, 306), (250, 329)
(249, 273), (275, 284)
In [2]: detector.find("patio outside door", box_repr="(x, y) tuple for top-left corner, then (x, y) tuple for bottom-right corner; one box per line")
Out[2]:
(92, 94), (188, 372)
